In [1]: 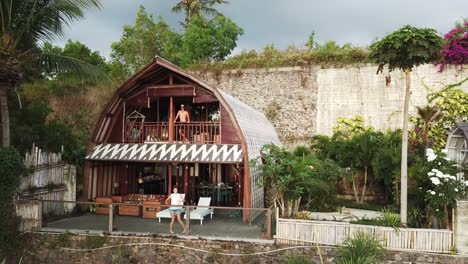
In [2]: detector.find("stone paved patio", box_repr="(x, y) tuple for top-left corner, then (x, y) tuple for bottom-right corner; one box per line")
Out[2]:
(43, 211), (270, 240)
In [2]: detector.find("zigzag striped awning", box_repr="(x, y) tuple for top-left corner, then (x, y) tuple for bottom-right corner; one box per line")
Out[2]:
(85, 143), (243, 163)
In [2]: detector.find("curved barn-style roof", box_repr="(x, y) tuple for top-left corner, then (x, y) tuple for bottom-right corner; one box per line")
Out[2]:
(91, 56), (281, 153)
(86, 57), (281, 211)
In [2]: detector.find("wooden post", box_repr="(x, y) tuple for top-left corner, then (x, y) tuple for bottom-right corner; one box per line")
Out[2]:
(38, 200), (43, 228)
(169, 97), (174, 142)
(184, 164), (189, 196)
(108, 204), (114, 233)
(266, 207), (272, 239)
(168, 164), (172, 195)
(185, 205), (190, 236)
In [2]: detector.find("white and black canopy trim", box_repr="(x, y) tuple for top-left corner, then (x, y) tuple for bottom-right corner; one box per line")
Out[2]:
(86, 143), (243, 163)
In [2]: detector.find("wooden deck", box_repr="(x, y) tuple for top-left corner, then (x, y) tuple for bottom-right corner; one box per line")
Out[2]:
(43, 212), (269, 240)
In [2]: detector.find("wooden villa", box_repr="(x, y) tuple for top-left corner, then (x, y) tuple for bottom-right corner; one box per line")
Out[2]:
(84, 57), (281, 219)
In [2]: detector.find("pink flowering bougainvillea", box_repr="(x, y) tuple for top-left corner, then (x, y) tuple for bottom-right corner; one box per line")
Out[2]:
(435, 21), (468, 72)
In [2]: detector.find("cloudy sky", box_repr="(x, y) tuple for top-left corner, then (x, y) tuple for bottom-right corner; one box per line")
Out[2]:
(55, 0), (468, 59)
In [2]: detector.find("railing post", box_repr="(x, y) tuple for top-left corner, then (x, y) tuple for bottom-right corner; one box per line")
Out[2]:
(38, 199), (43, 228)
(266, 207), (272, 239)
(185, 205), (190, 235)
(108, 204), (114, 233)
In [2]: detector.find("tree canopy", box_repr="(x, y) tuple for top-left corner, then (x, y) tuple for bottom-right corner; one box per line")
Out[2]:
(369, 25), (444, 73)
(109, 5), (243, 76)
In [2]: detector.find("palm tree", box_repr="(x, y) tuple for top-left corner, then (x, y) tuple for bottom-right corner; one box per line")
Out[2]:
(0, 0), (103, 146)
(416, 105), (443, 151)
(171, 0), (228, 26)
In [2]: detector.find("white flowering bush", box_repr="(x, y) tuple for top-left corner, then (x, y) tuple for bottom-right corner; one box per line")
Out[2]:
(422, 148), (467, 225)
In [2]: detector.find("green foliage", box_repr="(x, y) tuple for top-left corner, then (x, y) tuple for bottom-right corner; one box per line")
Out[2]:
(284, 255), (312, 264)
(79, 235), (106, 249)
(333, 116), (374, 138)
(371, 130), (401, 204)
(411, 78), (468, 150)
(191, 42), (369, 71)
(171, 0), (228, 27)
(49, 231), (74, 249)
(252, 144), (341, 216)
(181, 15), (244, 67)
(112, 245), (132, 264)
(0, 147), (24, 259)
(293, 145), (311, 157)
(312, 118), (402, 204)
(409, 148), (467, 228)
(369, 25), (443, 72)
(110, 6), (243, 74)
(110, 6), (182, 78)
(379, 208), (401, 228)
(265, 101), (281, 121)
(294, 211), (312, 220)
(335, 231), (385, 264)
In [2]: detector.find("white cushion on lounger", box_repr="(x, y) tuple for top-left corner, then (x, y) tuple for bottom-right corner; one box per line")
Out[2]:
(184, 197), (213, 225)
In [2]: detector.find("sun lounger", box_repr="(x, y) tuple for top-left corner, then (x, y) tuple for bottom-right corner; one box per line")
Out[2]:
(184, 197), (214, 225)
(156, 207), (186, 223)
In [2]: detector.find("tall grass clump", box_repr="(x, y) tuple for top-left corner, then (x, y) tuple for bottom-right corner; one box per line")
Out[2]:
(335, 231), (385, 264)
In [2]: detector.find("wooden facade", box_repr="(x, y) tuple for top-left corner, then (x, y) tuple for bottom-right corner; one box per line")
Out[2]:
(84, 57), (281, 219)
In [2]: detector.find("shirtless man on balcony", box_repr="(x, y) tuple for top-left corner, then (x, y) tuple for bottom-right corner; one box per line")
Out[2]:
(174, 104), (190, 142)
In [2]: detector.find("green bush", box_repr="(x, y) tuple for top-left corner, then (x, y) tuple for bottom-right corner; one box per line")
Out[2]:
(79, 235), (106, 249)
(335, 231), (385, 264)
(190, 43), (369, 71)
(284, 255), (312, 264)
(379, 208), (400, 228)
(0, 147), (24, 260)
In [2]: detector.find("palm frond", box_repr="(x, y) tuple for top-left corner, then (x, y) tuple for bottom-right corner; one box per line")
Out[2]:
(34, 52), (114, 86)
(1, 0), (101, 52)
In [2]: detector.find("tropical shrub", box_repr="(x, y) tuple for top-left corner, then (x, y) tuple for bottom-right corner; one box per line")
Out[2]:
(335, 231), (385, 264)
(0, 147), (25, 260)
(253, 144), (341, 216)
(435, 20), (468, 72)
(411, 79), (468, 151)
(312, 123), (401, 204)
(411, 148), (467, 228)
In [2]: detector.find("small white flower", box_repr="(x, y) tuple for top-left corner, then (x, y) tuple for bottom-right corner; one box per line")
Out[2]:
(436, 209), (439, 212)
(430, 191), (436, 195)
(439, 193), (443, 196)
(455, 188), (459, 192)
(438, 162), (442, 165)
(441, 149), (448, 154)
(308, 166), (314, 170)
(426, 149), (437, 161)
(465, 181), (468, 187)
(428, 172), (435, 176)
(431, 177), (441, 186)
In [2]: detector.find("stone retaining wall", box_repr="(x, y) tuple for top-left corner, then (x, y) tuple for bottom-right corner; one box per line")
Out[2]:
(22, 233), (468, 264)
(196, 65), (468, 148)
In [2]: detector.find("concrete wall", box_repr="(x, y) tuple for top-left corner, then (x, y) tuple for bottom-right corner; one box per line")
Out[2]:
(456, 200), (468, 254)
(197, 64), (468, 148)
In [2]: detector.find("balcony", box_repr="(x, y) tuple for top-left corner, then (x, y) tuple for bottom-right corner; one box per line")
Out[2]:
(126, 122), (220, 144)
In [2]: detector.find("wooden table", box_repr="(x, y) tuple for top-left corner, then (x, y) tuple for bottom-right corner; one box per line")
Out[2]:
(119, 201), (141, 216)
(142, 199), (164, 219)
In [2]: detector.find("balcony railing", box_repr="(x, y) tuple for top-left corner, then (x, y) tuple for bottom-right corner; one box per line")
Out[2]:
(126, 122), (220, 144)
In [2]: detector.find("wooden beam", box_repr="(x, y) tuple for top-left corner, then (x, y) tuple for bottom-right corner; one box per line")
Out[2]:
(168, 163), (172, 195)
(83, 161), (90, 201)
(146, 84), (195, 89)
(169, 96), (174, 142)
(184, 164), (189, 196)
